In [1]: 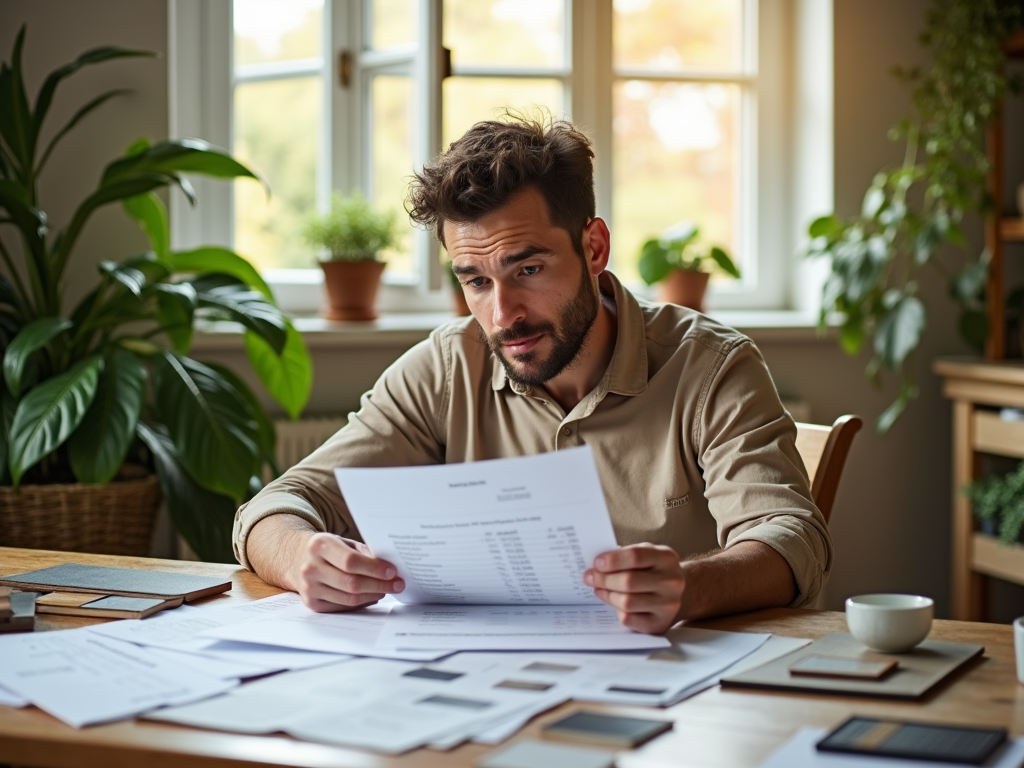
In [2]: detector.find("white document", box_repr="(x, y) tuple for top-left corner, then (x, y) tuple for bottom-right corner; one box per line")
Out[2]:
(0, 629), (235, 727)
(662, 634), (812, 704)
(334, 446), (617, 605)
(198, 597), (449, 660)
(150, 656), (568, 754)
(757, 728), (1024, 768)
(377, 603), (669, 651)
(0, 683), (28, 708)
(86, 592), (302, 649)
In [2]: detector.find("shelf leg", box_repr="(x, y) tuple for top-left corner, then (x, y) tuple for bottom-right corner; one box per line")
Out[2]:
(951, 400), (985, 620)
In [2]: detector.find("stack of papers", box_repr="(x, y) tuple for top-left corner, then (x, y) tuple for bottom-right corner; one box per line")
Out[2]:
(0, 629), (236, 727)
(148, 627), (774, 753)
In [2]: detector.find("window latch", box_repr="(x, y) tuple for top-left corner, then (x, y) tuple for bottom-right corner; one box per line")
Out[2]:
(339, 50), (352, 88)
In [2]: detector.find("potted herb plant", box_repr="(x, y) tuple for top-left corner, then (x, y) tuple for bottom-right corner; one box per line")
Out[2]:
(963, 463), (1024, 546)
(0, 29), (313, 562)
(303, 192), (397, 321)
(637, 221), (740, 312)
(806, 0), (1024, 433)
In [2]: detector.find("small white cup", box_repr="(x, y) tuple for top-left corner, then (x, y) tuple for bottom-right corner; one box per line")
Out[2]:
(845, 594), (934, 654)
(1014, 617), (1024, 685)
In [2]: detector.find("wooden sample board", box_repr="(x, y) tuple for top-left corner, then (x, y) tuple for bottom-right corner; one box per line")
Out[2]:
(721, 632), (983, 700)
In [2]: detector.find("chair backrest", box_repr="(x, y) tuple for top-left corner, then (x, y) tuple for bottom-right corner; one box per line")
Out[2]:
(794, 415), (863, 524)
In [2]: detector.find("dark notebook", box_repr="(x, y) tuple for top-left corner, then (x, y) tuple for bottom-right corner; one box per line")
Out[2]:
(0, 563), (231, 602)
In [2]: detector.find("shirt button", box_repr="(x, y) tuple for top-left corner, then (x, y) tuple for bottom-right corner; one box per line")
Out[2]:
(562, 426), (572, 436)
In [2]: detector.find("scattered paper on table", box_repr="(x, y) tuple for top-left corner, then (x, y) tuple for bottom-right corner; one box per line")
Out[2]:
(198, 597), (449, 660)
(335, 446), (617, 605)
(757, 728), (1024, 768)
(376, 602), (669, 651)
(0, 683), (28, 708)
(0, 629), (235, 727)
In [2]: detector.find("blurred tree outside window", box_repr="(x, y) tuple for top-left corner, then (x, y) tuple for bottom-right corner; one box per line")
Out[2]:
(227, 0), (766, 312)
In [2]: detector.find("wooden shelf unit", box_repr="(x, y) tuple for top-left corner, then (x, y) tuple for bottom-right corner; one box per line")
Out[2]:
(934, 357), (1024, 620)
(984, 33), (1024, 359)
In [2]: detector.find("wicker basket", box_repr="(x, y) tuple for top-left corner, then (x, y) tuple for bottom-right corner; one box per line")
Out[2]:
(0, 475), (162, 556)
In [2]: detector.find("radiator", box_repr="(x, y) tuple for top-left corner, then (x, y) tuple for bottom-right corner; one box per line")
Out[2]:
(273, 416), (348, 471)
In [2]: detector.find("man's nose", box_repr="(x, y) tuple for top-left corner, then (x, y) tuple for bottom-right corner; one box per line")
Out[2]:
(491, 282), (526, 329)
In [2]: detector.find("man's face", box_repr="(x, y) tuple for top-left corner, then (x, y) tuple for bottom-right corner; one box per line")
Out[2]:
(445, 188), (599, 387)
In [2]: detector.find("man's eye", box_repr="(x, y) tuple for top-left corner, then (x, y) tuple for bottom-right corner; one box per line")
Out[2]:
(465, 277), (488, 289)
(522, 265), (542, 276)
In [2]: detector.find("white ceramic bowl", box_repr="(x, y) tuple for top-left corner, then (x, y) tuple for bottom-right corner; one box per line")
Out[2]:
(845, 594), (934, 654)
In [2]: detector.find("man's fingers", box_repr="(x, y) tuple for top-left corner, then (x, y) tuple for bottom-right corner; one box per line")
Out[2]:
(308, 533), (398, 580)
(305, 561), (403, 597)
(301, 579), (386, 611)
(594, 586), (663, 614)
(593, 543), (676, 573)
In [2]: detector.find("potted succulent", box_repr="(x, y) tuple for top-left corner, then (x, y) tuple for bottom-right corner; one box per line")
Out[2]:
(303, 192), (398, 321)
(0, 29), (313, 562)
(637, 221), (740, 312)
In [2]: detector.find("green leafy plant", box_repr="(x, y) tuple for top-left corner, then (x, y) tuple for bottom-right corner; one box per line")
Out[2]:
(806, 0), (1024, 434)
(303, 192), (398, 262)
(637, 221), (740, 286)
(963, 462), (1024, 546)
(0, 28), (313, 562)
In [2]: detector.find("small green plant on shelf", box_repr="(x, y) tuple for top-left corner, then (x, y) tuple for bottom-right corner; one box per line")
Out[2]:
(637, 221), (740, 285)
(963, 462), (1024, 546)
(303, 192), (398, 263)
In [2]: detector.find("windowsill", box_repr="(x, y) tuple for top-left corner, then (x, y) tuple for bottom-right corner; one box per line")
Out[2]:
(190, 309), (832, 351)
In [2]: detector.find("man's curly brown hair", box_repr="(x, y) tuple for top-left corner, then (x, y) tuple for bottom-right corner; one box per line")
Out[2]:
(406, 115), (595, 258)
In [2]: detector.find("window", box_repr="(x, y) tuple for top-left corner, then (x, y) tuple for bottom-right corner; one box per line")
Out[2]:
(170, 0), (814, 315)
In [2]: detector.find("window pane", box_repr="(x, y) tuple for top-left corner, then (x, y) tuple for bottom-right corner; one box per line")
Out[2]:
(443, 78), (564, 148)
(369, 0), (416, 49)
(234, 0), (322, 68)
(444, 0), (564, 69)
(611, 80), (740, 285)
(371, 75), (416, 277)
(613, 0), (742, 73)
(234, 77), (321, 270)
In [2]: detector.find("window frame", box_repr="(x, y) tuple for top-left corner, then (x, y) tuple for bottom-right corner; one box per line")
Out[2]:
(169, 0), (813, 316)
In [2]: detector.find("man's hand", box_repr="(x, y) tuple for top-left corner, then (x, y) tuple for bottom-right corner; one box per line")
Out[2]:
(584, 540), (799, 635)
(583, 543), (685, 635)
(295, 532), (405, 612)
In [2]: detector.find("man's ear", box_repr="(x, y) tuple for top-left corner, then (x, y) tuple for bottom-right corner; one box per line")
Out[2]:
(582, 217), (611, 276)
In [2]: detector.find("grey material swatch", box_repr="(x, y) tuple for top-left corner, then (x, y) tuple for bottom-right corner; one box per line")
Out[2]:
(82, 596), (169, 612)
(0, 563), (230, 600)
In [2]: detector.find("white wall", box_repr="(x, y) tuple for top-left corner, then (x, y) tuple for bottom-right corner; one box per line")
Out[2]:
(4, 0), (1017, 619)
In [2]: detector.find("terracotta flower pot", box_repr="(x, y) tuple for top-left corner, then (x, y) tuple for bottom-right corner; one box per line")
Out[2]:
(320, 259), (386, 321)
(658, 269), (710, 312)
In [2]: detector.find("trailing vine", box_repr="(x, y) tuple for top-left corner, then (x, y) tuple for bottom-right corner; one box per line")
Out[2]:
(807, 0), (1024, 433)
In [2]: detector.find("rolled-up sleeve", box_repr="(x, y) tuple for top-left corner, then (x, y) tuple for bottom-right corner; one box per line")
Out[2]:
(233, 329), (452, 570)
(696, 340), (834, 606)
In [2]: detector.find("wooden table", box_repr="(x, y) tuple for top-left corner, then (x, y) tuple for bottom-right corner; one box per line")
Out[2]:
(1, 547), (1021, 768)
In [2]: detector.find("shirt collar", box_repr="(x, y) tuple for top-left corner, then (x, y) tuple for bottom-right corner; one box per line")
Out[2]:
(489, 270), (649, 397)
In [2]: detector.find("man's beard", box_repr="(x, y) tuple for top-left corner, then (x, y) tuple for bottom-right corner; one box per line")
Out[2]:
(485, 265), (600, 387)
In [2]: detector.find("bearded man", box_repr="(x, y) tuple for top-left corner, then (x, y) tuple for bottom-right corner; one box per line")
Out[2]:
(234, 117), (832, 635)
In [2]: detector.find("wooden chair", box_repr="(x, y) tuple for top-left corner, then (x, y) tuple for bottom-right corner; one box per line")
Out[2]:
(794, 415), (863, 524)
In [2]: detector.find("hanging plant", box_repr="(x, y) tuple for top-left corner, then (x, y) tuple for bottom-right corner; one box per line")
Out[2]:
(806, 0), (1024, 433)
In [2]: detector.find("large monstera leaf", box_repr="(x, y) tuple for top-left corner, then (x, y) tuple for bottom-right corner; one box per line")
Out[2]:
(8, 355), (101, 486)
(153, 352), (261, 501)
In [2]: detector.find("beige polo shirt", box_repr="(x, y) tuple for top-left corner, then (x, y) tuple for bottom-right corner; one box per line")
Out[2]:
(234, 272), (833, 606)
